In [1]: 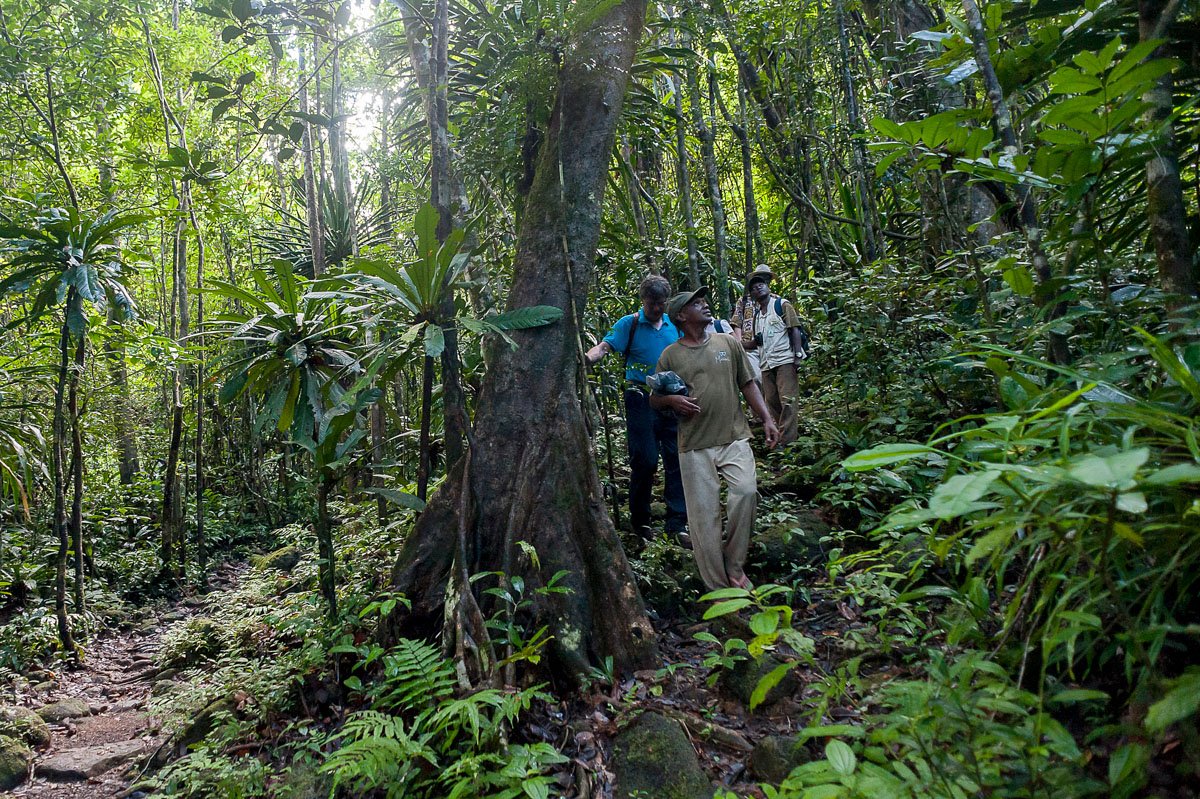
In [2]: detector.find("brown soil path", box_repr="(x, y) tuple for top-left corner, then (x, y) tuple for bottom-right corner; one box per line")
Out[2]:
(2, 595), (207, 799)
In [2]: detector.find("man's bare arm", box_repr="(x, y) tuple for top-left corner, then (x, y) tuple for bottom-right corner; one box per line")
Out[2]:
(584, 341), (613, 366)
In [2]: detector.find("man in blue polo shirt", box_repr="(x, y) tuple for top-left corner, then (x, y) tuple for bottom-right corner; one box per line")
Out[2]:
(585, 275), (687, 541)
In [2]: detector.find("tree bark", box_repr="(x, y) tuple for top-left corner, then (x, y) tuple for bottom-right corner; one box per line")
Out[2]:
(961, 0), (1069, 364)
(299, 46), (326, 278)
(69, 332), (85, 613)
(1139, 0), (1196, 303)
(386, 0), (656, 682)
(690, 42), (730, 315)
(52, 312), (76, 660)
(672, 70), (701, 289)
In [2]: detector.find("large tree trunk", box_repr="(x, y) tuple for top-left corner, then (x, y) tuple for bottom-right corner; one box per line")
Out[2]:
(386, 0), (655, 682)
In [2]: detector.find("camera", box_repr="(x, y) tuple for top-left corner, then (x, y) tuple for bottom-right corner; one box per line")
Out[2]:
(753, 332), (764, 347)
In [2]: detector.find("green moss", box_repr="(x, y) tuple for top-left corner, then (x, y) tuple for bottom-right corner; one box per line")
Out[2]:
(0, 734), (31, 790)
(0, 707), (50, 748)
(749, 734), (809, 783)
(610, 712), (713, 799)
(722, 654), (798, 710)
(252, 545), (301, 573)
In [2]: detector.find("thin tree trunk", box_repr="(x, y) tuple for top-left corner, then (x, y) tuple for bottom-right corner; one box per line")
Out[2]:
(417, 354), (434, 502)
(317, 474), (337, 618)
(836, 1), (881, 263)
(190, 192), (207, 580)
(690, 45), (730, 315)
(961, 0), (1069, 364)
(1139, 0), (1196, 302)
(386, 0), (656, 682)
(68, 333), (85, 613)
(299, 47), (326, 277)
(52, 313), (76, 660)
(672, 72), (700, 288)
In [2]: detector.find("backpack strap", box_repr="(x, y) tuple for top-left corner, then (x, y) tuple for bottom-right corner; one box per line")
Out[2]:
(774, 296), (784, 317)
(621, 312), (640, 363)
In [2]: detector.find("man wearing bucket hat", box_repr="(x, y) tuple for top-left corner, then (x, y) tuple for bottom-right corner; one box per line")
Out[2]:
(730, 264), (806, 445)
(650, 287), (780, 590)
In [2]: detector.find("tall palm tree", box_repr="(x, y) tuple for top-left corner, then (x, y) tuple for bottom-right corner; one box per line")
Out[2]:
(0, 206), (145, 659)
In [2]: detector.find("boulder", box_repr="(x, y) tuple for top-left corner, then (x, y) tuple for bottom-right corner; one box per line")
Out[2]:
(721, 655), (798, 710)
(36, 698), (92, 723)
(37, 740), (145, 780)
(748, 735), (809, 783)
(253, 545), (301, 573)
(0, 706), (51, 748)
(160, 617), (223, 666)
(0, 734), (31, 790)
(754, 509), (832, 568)
(610, 712), (712, 799)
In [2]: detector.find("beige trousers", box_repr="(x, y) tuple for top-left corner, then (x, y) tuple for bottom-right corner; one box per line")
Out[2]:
(679, 439), (758, 590)
(762, 362), (799, 445)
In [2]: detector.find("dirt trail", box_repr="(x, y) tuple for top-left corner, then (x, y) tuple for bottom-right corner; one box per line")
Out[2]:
(2, 584), (219, 798)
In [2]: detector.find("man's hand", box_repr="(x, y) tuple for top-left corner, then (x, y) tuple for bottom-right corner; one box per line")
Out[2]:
(668, 395), (701, 418)
(762, 417), (781, 449)
(742, 332), (757, 351)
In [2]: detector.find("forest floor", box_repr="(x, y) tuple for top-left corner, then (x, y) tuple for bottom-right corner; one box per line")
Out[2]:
(2, 568), (241, 799)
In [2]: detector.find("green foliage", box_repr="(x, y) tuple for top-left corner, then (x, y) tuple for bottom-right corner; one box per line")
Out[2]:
(736, 653), (1100, 799)
(322, 637), (565, 799)
(697, 583), (815, 708)
(144, 747), (269, 799)
(0, 206), (146, 335)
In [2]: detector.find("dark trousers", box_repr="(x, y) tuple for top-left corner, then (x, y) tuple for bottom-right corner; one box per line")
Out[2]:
(624, 388), (687, 534)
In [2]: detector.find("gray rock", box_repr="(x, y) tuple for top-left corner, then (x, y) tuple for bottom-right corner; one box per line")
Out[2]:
(610, 712), (713, 799)
(32, 681), (57, 693)
(749, 735), (809, 783)
(0, 706), (52, 748)
(721, 655), (798, 710)
(37, 740), (145, 780)
(35, 698), (91, 723)
(0, 734), (31, 790)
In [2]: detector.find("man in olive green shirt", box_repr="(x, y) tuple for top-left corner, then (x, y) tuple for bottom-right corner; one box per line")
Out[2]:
(651, 287), (780, 590)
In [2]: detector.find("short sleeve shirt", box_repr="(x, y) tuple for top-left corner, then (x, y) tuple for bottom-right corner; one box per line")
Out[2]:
(656, 333), (754, 453)
(602, 311), (680, 384)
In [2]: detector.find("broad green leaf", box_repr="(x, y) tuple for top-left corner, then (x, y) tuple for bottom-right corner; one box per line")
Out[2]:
(750, 661), (794, 710)
(928, 470), (1001, 519)
(702, 598), (752, 619)
(1003, 266), (1034, 296)
(1141, 463), (1200, 485)
(424, 323), (445, 358)
(1145, 670), (1200, 732)
(1066, 448), (1148, 489)
(1050, 689), (1109, 704)
(487, 305), (565, 330)
(826, 739), (857, 776)
(842, 443), (935, 472)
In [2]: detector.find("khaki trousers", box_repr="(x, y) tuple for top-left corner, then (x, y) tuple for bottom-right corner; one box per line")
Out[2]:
(679, 439), (758, 590)
(762, 362), (799, 444)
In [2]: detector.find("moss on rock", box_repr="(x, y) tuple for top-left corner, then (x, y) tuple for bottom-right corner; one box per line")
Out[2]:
(0, 734), (31, 790)
(159, 616), (223, 666)
(748, 734), (810, 783)
(253, 545), (301, 573)
(721, 654), (798, 710)
(0, 706), (51, 748)
(610, 712), (713, 799)
(36, 697), (91, 723)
